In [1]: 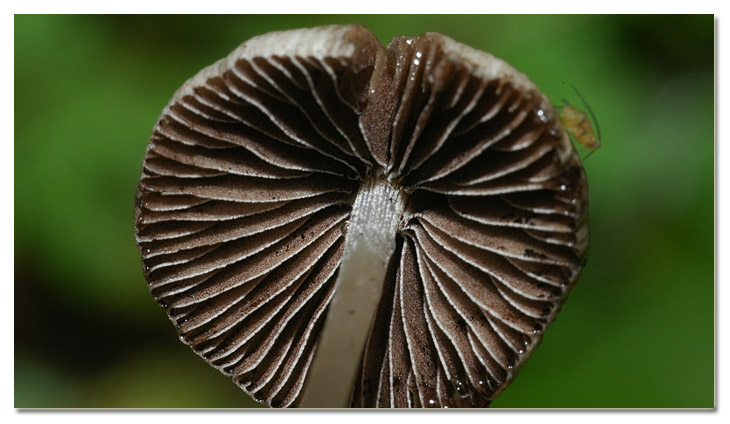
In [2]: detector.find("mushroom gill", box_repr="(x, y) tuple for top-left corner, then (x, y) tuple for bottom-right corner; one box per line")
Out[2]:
(134, 25), (589, 408)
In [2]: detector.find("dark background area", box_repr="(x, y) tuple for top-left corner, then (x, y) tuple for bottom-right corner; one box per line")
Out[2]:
(15, 14), (714, 408)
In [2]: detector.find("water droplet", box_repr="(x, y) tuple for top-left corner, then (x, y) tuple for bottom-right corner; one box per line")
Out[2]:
(454, 380), (470, 399)
(406, 39), (413, 45)
(144, 248), (151, 254)
(416, 51), (423, 58)
(518, 349), (525, 354)
(428, 399), (435, 406)
(413, 58), (420, 66)
(560, 184), (568, 191)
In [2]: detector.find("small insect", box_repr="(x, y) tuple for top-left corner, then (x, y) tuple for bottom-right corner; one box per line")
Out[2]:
(559, 84), (601, 159)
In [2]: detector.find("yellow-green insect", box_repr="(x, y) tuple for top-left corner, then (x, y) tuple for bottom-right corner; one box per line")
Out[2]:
(560, 85), (601, 159)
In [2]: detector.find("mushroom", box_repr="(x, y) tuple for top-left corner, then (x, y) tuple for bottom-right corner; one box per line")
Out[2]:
(134, 25), (588, 408)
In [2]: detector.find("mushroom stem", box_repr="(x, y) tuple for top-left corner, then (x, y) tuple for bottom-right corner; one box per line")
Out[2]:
(300, 170), (406, 408)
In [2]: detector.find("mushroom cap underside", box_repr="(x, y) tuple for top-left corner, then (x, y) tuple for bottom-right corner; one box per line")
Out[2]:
(134, 25), (588, 408)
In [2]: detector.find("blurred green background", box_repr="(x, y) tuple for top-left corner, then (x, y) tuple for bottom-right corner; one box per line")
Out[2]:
(14, 15), (714, 408)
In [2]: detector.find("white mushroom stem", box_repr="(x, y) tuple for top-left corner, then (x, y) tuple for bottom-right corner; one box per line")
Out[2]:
(300, 171), (406, 408)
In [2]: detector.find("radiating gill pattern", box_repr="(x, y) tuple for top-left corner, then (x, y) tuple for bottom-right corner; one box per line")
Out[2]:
(136, 40), (373, 407)
(349, 34), (587, 408)
(135, 25), (588, 408)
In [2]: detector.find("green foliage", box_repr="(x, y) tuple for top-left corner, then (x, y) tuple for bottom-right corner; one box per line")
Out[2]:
(15, 14), (714, 408)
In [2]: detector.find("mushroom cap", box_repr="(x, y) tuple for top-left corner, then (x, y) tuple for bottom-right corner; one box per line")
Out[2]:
(134, 25), (588, 408)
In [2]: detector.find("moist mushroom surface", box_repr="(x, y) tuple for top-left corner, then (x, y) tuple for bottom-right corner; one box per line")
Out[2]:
(134, 25), (589, 408)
